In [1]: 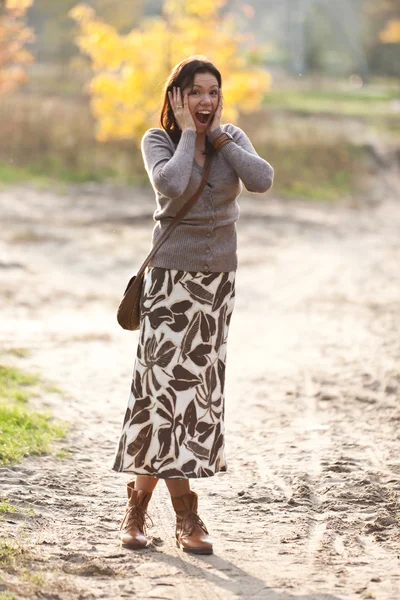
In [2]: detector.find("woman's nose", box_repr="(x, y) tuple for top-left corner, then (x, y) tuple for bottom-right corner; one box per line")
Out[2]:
(200, 93), (212, 105)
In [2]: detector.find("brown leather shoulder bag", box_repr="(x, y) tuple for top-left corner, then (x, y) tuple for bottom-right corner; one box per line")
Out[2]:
(117, 156), (212, 331)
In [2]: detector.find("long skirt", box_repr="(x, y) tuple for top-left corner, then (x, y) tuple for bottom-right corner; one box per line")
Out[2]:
(112, 267), (236, 478)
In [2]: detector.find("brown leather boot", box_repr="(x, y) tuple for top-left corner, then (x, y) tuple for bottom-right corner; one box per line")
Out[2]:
(171, 491), (213, 555)
(120, 481), (153, 549)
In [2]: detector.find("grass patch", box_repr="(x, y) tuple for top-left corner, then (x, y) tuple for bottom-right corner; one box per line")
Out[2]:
(0, 500), (35, 518)
(263, 87), (399, 118)
(1, 348), (30, 359)
(0, 161), (107, 187)
(0, 592), (15, 600)
(258, 142), (365, 201)
(21, 570), (45, 586)
(0, 404), (66, 465)
(43, 383), (64, 396)
(0, 365), (40, 404)
(0, 538), (23, 568)
(0, 501), (17, 514)
(0, 163), (51, 187)
(55, 447), (72, 459)
(0, 364), (67, 465)
(0, 156), (147, 186)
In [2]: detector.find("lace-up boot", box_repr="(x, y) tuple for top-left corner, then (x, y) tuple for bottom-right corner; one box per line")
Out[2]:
(120, 481), (153, 549)
(171, 491), (213, 554)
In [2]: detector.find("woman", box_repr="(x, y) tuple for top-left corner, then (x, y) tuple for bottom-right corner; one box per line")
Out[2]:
(112, 55), (274, 555)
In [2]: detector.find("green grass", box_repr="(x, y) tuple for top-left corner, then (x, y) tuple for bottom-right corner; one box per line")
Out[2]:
(0, 538), (23, 567)
(0, 403), (66, 465)
(21, 571), (45, 586)
(0, 161), (111, 186)
(0, 500), (34, 518)
(0, 365), (67, 465)
(280, 171), (352, 201)
(0, 163), (51, 187)
(0, 591), (15, 600)
(0, 539), (38, 598)
(0, 365), (40, 404)
(263, 88), (399, 118)
(0, 501), (17, 515)
(0, 162), (86, 187)
(55, 447), (72, 459)
(258, 142), (364, 201)
(0, 157), (147, 186)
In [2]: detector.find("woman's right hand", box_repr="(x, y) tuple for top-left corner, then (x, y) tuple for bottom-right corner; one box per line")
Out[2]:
(168, 87), (196, 132)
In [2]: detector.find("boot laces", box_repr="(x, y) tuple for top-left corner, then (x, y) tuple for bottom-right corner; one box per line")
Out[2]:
(120, 504), (153, 533)
(181, 511), (209, 536)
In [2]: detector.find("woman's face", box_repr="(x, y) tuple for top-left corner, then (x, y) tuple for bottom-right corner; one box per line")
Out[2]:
(182, 71), (220, 132)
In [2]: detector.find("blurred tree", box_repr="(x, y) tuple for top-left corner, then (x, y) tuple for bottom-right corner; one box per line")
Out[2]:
(0, 0), (34, 95)
(70, 0), (271, 144)
(27, 0), (145, 63)
(364, 0), (400, 77)
(288, 0), (368, 77)
(27, 0), (78, 63)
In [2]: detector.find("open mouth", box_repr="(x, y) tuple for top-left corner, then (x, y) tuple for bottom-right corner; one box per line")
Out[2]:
(195, 111), (212, 125)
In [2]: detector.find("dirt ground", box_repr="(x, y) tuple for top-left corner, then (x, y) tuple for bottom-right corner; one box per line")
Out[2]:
(1, 178), (400, 600)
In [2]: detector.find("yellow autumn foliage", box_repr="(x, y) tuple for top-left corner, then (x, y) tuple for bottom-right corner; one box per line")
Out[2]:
(6, 0), (33, 14)
(70, 0), (271, 144)
(0, 0), (34, 96)
(380, 19), (400, 43)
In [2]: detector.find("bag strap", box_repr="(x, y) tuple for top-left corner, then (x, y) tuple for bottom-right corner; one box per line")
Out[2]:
(135, 155), (212, 279)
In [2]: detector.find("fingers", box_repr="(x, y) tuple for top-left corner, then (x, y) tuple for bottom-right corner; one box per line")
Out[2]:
(168, 89), (176, 113)
(169, 87), (185, 112)
(173, 86), (182, 107)
(168, 87), (195, 130)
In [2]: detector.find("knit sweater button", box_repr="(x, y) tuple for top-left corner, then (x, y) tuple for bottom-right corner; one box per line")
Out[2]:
(207, 205), (213, 210)
(206, 232), (212, 238)
(205, 189), (211, 195)
(203, 265), (209, 271)
(208, 219), (214, 224)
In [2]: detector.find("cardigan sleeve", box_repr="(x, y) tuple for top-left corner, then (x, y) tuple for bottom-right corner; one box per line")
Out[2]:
(207, 125), (274, 193)
(141, 128), (196, 199)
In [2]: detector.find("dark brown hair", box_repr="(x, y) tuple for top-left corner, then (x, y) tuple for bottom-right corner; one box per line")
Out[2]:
(160, 55), (222, 153)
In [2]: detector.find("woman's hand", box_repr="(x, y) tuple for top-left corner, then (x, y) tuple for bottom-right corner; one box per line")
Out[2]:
(168, 86), (196, 132)
(207, 89), (223, 134)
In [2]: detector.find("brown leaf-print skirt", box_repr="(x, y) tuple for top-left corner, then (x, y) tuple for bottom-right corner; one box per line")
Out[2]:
(112, 267), (236, 478)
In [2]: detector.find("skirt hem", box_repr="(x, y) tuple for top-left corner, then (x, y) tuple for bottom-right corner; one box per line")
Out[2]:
(111, 466), (228, 479)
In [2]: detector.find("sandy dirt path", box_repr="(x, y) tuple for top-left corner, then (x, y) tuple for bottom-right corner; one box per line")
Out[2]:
(1, 183), (400, 600)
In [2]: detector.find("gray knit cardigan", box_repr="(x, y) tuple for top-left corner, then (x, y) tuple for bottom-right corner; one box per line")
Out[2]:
(141, 124), (274, 272)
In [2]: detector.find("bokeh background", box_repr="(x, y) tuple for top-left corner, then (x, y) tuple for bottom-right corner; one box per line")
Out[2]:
(3, 0), (400, 202)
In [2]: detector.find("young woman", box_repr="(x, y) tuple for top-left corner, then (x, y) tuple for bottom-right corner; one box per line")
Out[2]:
(112, 55), (274, 555)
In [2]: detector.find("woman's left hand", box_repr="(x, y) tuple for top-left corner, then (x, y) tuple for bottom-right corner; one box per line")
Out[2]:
(207, 89), (223, 134)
